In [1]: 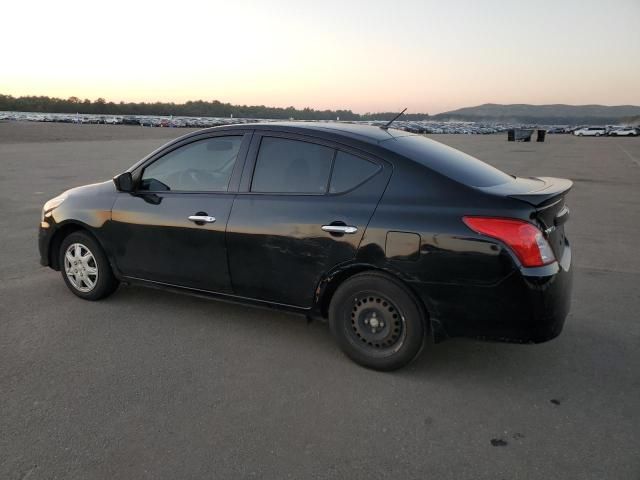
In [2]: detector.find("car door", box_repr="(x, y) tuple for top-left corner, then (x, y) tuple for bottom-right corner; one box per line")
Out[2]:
(226, 133), (391, 307)
(107, 132), (251, 292)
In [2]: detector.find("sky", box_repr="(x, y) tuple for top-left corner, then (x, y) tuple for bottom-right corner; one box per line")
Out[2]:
(1, 0), (639, 114)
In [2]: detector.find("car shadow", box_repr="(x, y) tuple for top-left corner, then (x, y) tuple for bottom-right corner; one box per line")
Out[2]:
(111, 285), (522, 360)
(99, 285), (620, 393)
(106, 283), (335, 343)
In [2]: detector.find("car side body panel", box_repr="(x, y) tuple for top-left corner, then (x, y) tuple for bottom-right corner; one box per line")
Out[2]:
(100, 132), (253, 292)
(38, 122), (573, 346)
(105, 192), (236, 292)
(39, 181), (118, 270)
(226, 130), (392, 307)
(348, 150), (571, 343)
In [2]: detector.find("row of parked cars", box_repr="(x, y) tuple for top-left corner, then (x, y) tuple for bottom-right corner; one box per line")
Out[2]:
(0, 112), (265, 129)
(571, 126), (638, 137)
(371, 121), (638, 136)
(1, 111), (638, 136)
(0, 112), (517, 133)
(546, 125), (638, 136)
(366, 120), (514, 135)
(1, 112), (511, 133)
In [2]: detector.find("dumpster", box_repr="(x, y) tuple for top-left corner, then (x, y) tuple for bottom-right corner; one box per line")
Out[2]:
(515, 128), (534, 141)
(537, 129), (546, 142)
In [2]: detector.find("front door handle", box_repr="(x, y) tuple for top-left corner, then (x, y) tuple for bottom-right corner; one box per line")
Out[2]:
(322, 225), (358, 234)
(188, 215), (216, 224)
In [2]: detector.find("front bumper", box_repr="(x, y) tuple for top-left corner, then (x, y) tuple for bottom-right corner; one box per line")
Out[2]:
(38, 219), (55, 267)
(415, 241), (573, 343)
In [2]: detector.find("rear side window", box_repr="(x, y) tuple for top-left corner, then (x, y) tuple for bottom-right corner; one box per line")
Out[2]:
(251, 137), (334, 193)
(329, 151), (380, 193)
(386, 135), (513, 187)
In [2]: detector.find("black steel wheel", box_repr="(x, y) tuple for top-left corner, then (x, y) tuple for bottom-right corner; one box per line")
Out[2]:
(329, 271), (426, 371)
(349, 293), (406, 353)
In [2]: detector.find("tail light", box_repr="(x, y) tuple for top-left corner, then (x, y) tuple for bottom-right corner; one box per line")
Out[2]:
(462, 216), (555, 267)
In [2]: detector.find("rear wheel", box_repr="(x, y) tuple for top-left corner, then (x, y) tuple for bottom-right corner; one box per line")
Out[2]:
(329, 272), (426, 371)
(59, 231), (119, 300)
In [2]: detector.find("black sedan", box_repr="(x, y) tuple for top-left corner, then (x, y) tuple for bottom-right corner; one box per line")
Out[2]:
(39, 123), (573, 370)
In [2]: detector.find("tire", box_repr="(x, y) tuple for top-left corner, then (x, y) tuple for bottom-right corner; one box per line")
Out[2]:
(58, 231), (119, 300)
(329, 272), (426, 371)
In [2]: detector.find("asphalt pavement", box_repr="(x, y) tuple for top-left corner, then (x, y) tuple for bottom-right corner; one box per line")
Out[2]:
(1, 123), (638, 479)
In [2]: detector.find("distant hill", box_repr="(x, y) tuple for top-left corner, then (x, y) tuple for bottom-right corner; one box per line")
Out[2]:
(432, 103), (640, 125)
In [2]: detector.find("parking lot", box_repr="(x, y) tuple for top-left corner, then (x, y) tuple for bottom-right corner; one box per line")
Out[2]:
(1, 122), (639, 479)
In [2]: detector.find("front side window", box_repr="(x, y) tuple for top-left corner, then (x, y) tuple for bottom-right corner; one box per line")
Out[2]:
(251, 137), (334, 194)
(139, 136), (243, 192)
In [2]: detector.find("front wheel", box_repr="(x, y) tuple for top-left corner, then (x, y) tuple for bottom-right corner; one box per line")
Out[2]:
(59, 231), (119, 300)
(329, 272), (426, 371)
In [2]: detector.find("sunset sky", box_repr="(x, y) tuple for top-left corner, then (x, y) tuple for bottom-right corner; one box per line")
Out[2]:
(2, 0), (639, 114)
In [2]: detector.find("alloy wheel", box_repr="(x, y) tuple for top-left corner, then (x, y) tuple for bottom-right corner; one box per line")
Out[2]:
(64, 243), (99, 292)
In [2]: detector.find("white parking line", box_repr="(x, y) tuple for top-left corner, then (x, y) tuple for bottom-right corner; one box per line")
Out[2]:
(616, 142), (640, 167)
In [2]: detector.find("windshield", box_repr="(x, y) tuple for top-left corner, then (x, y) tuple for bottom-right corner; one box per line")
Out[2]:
(385, 135), (514, 187)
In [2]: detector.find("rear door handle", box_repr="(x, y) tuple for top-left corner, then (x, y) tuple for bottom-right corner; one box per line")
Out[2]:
(322, 225), (358, 234)
(188, 215), (216, 224)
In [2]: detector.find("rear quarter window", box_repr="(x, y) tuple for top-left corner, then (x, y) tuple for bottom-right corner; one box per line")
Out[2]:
(329, 151), (380, 193)
(385, 135), (513, 187)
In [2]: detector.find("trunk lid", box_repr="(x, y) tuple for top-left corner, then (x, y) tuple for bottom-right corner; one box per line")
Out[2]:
(506, 176), (573, 208)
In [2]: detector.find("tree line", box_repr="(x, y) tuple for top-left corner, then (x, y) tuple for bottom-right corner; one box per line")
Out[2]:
(0, 94), (430, 121)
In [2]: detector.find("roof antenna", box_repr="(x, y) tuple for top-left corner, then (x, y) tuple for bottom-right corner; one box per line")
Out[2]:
(380, 108), (407, 130)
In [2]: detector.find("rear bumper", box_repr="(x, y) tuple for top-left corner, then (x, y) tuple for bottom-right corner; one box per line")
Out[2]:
(415, 241), (573, 343)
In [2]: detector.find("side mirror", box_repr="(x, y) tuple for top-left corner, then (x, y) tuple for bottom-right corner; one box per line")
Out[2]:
(113, 172), (134, 192)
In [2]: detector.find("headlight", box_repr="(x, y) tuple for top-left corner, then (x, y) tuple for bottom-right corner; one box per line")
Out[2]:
(41, 193), (67, 221)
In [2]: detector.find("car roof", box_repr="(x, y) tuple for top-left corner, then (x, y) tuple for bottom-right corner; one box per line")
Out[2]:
(204, 121), (417, 146)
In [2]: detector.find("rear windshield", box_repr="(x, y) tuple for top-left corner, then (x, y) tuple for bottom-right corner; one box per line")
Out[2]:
(385, 135), (513, 187)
